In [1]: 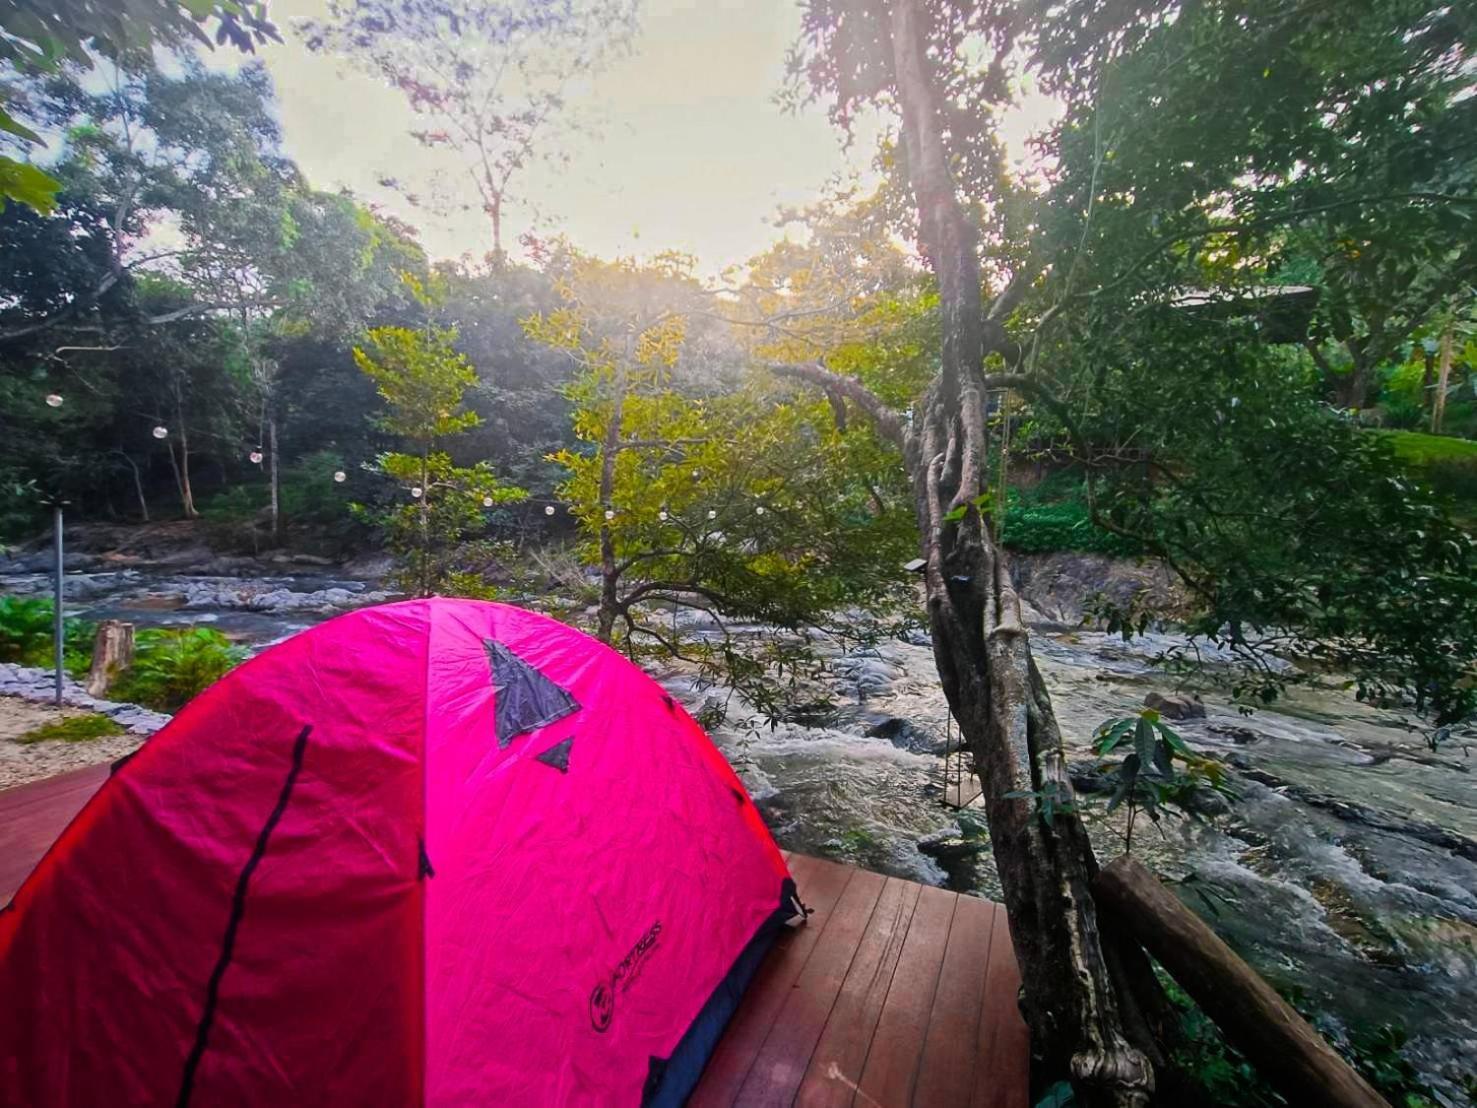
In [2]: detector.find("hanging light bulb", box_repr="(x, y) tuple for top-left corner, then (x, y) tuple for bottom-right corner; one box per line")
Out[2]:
(410, 486), (424, 499)
(544, 505), (556, 516)
(604, 509), (616, 521)
(152, 425), (168, 439)
(45, 393), (63, 408)
(755, 505), (766, 516)
(248, 449), (264, 465)
(658, 509), (668, 522)
(482, 496), (494, 507)
(707, 509), (717, 521)
(332, 470), (347, 483)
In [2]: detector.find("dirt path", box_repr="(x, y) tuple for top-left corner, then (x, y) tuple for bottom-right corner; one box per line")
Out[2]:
(0, 696), (145, 789)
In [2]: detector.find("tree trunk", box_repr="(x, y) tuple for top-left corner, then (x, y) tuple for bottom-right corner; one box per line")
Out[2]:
(165, 437), (186, 519)
(596, 367), (628, 644)
(1095, 857), (1386, 1108)
(118, 452), (149, 522)
(887, 2), (1154, 1103)
(490, 194), (504, 268)
(268, 414), (280, 540)
(419, 450), (431, 596)
(85, 620), (134, 698)
(1432, 322), (1454, 434)
(176, 400), (198, 519)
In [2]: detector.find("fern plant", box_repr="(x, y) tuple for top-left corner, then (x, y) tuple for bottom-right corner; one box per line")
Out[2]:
(113, 627), (244, 711)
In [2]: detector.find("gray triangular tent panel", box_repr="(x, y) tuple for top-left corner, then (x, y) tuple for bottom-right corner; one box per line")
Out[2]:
(484, 639), (580, 748)
(535, 736), (575, 773)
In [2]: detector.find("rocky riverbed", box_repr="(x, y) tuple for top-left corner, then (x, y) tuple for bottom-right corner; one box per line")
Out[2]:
(2, 547), (1473, 1098)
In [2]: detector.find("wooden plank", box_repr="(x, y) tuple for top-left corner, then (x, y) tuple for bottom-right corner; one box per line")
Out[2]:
(853, 883), (957, 1108)
(0, 765), (108, 902)
(793, 876), (922, 1108)
(0, 764), (107, 813)
(689, 854), (857, 1106)
(971, 904), (1030, 1108)
(733, 867), (888, 1107)
(913, 893), (997, 1108)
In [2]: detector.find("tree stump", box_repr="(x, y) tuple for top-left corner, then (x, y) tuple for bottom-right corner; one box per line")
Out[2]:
(85, 620), (135, 698)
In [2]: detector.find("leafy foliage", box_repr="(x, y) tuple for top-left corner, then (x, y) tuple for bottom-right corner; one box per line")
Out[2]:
(527, 248), (915, 719)
(999, 489), (1140, 557)
(1092, 709), (1236, 849)
(0, 594), (93, 673)
(353, 303), (526, 596)
(112, 627), (244, 711)
(0, 0), (278, 212)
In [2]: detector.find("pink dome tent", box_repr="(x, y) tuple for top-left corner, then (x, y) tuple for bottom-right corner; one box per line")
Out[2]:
(0, 599), (799, 1106)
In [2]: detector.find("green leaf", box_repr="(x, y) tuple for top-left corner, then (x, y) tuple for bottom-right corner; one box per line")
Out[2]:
(1134, 715), (1157, 769)
(0, 106), (42, 145)
(0, 157), (60, 213)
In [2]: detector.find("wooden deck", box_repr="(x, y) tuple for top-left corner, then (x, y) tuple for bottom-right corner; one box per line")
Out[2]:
(0, 765), (1029, 1107)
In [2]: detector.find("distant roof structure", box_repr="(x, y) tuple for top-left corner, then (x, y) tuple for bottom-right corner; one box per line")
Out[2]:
(1169, 284), (1320, 343)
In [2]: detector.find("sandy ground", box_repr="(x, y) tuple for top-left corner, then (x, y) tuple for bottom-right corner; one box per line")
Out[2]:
(0, 695), (145, 789)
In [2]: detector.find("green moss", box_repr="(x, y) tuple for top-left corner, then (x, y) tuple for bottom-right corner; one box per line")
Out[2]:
(16, 712), (124, 744)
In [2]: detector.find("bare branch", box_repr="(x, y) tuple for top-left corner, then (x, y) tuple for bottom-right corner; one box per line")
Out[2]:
(764, 361), (905, 447)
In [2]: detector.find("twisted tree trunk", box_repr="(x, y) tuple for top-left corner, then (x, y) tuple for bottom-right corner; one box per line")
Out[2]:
(885, 4), (1158, 1102)
(596, 364), (628, 644)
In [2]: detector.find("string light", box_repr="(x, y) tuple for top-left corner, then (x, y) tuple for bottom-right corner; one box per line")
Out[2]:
(45, 394), (63, 408)
(604, 509), (616, 521)
(152, 426), (168, 439)
(332, 470), (347, 483)
(658, 509), (668, 522)
(755, 505), (766, 516)
(482, 496), (494, 507)
(706, 509), (717, 520)
(690, 469), (700, 480)
(544, 505), (556, 516)
(248, 449), (264, 465)
(411, 486), (423, 499)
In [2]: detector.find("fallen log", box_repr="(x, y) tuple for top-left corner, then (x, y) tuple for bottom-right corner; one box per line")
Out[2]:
(85, 620), (134, 698)
(1094, 855), (1387, 1108)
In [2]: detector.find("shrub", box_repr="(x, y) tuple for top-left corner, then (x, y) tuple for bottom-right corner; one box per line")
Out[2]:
(999, 498), (1141, 556)
(0, 594), (94, 673)
(1379, 398), (1425, 430)
(113, 627), (244, 711)
(1426, 455), (1477, 502)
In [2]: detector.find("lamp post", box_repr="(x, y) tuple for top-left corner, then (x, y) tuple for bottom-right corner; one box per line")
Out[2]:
(47, 499), (68, 707)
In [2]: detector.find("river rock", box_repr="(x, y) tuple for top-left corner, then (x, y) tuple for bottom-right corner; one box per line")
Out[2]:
(0, 663), (170, 734)
(1067, 759), (1113, 794)
(917, 825), (990, 863)
(864, 715), (947, 756)
(1008, 551), (1186, 626)
(833, 649), (908, 700)
(1145, 691), (1206, 719)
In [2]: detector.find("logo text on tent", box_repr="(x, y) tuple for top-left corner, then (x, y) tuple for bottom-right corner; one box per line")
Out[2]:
(589, 920), (663, 1033)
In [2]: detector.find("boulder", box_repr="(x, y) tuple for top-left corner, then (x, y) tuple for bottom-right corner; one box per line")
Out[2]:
(1145, 691), (1206, 720)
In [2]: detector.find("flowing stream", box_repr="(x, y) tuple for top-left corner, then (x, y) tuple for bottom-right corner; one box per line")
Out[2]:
(7, 567), (1475, 1098)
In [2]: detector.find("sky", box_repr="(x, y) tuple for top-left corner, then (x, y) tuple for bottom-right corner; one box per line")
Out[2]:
(247, 0), (878, 275)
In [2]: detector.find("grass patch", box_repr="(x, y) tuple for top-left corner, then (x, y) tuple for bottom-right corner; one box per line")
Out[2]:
(1374, 429), (1477, 465)
(16, 712), (124, 744)
(1373, 430), (1477, 518)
